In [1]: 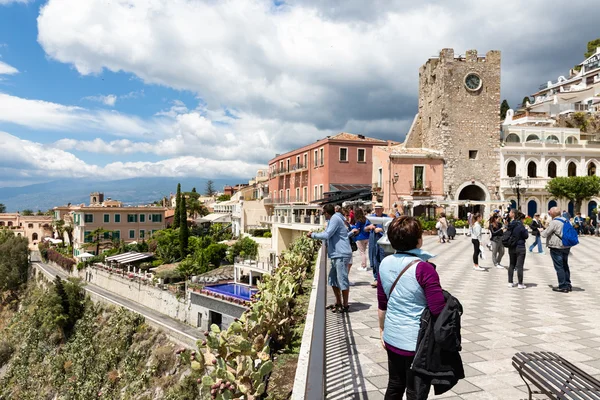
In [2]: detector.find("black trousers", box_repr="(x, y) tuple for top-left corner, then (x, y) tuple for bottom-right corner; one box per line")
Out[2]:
(508, 247), (525, 284)
(472, 239), (480, 265)
(385, 350), (417, 400)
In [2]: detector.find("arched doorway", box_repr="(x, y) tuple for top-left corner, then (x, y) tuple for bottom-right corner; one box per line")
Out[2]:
(510, 200), (517, 210)
(507, 161), (517, 177)
(568, 162), (577, 177)
(548, 161), (557, 178)
(548, 200), (557, 211)
(588, 201), (597, 216)
(588, 162), (597, 176)
(568, 201), (574, 217)
(458, 184), (487, 219)
(527, 200), (537, 217)
(32, 233), (38, 241)
(527, 162), (537, 178)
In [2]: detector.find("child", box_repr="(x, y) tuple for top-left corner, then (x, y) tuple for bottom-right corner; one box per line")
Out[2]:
(447, 221), (456, 241)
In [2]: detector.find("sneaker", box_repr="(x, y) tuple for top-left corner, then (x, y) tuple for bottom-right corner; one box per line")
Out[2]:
(370, 280), (378, 288)
(539, 252), (546, 256)
(529, 249), (533, 253)
(495, 264), (505, 269)
(508, 283), (516, 288)
(518, 284), (526, 289)
(357, 267), (367, 272)
(473, 266), (486, 271)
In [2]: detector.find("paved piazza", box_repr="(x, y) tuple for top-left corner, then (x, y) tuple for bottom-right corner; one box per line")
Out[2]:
(325, 234), (600, 399)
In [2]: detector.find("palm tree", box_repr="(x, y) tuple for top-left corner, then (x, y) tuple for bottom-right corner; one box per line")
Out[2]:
(85, 227), (111, 255)
(53, 219), (66, 246)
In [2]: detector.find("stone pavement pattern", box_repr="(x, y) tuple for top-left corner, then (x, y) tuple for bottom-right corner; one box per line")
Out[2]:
(325, 235), (600, 399)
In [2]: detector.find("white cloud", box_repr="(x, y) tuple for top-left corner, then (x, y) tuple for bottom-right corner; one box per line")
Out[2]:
(0, 61), (18, 75)
(83, 94), (117, 106)
(0, 92), (162, 137)
(0, 131), (263, 181)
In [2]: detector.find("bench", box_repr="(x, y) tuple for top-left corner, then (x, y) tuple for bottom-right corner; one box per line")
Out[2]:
(512, 352), (600, 399)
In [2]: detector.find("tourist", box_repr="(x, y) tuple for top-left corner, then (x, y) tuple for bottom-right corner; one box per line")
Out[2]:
(351, 208), (370, 272)
(377, 216), (445, 399)
(528, 213), (544, 254)
(339, 207), (356, 287)
(447, 221), (456, 241)
(366, 203), (388, 288)
(471, 213), (486, 271)
(562, 210), (570, 220)
(348, 207), (355, 225)
(597, 209), (600, 237)
(307, 204), (353, 313)
(466, 212), (473, 236)
(574, 212), (584, 236)
(489, 214), (505, 268)
(437, 213), (449, 243)
(393, 203), (402, 218)
(541, 207), (574, 293)
(507, 212), (529, 289)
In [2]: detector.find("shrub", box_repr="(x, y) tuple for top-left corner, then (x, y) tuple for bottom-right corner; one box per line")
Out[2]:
(0, 341), (14, 368)
(227, 237), (259, 262)
(263, 232), (272, 238)
(204, 243), (228, 267)
(46, 249), (76, 272)
(249, 229), (270, 237)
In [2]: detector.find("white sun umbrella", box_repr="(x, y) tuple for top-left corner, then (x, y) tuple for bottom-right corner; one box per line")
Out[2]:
(76, 252), (95, 260)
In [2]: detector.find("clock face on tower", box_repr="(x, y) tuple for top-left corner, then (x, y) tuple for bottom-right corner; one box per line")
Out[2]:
(464, 73), (482, 91)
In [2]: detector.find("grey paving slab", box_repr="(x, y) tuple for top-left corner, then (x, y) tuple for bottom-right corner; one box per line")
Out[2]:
(324, 235), (600, 399)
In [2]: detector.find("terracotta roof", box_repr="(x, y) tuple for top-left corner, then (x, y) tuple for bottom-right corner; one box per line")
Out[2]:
(329, 132), (386, 142)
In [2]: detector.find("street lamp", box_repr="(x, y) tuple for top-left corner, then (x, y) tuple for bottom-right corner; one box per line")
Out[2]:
(509, 176), (531, 212)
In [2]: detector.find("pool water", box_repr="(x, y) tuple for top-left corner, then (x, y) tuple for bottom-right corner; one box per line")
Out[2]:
(204, 283), (257, 301)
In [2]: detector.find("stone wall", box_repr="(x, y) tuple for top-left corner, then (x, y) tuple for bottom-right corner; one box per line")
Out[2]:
(411, 48), (502, 200)
(81, 267), (191, 324)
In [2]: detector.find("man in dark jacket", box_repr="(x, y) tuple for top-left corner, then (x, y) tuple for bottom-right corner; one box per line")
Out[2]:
(508, 213), (529, 289)
(528, 213), (544, 254)
(412, 291), (465, 399)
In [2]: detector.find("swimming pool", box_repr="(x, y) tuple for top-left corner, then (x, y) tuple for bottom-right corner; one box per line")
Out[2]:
(203, 283), (258, 301)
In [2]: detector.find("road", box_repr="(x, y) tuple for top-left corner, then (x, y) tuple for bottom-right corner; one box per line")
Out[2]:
(31, 252), (201, 348)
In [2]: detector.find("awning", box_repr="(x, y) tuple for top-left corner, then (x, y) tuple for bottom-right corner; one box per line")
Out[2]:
(45, 238), (63, 244)
(311, 187), (373, 205)
(76, 252), (95, 259)
(105, 251), (153, 265)
(196, 213), (231, 223)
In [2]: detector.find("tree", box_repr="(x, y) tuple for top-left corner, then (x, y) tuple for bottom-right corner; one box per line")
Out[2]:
(154, 229), (180, 263)
(173, 183), (181, 229)
(52, 219), (66, 245)
(64, 224), (74, 247)
(546, 176), (600, 214)
(500, 99), (510, 120)
(205, 180), (217, 197)
(521, 97), (530, 108)
(36, 210), (44, 216)
(217, 194), (231, 202)
(0, 230), (29, 293)
(179, 196), (189, 259)
(585, 38), (600, 59)
(85, 227), (112, 255)
(21, 209), (34, 216)
(191, 187), (197, 193)
(0, 203), (5, 213)
(187, 198), (208, 219)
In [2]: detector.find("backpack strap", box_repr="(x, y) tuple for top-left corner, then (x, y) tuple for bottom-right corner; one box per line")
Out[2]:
(388, 259), (420, 298)
(554, 218), (566, 240)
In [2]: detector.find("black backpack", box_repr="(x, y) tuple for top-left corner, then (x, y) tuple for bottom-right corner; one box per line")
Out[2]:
(501, 224), (518, 248)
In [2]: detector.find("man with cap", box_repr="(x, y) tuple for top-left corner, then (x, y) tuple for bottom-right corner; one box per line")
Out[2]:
(365, 203), (388, 288)
(528, 213), (544, 254)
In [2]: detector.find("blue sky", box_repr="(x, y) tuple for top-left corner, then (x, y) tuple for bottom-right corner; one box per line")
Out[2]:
(0, 0), (598, 187)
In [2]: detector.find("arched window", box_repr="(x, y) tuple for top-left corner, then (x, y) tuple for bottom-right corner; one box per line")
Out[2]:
(548, 161), (557, 178)
(546, 135), (559, 143)
(0, 221), (4, 226)
(588, 162), (597, 176)
(527, 161), (537, 178)
(7, 221), (12, 227)
(526, 134), (540, 142)
(548, 200), (557, 210)
(566, 136), (578, 144)
(32, 233), (38, 241)
(568, 162), (577, 177)
(28, 223), (33, 228)
(507, 161), (517, 177)
(505, 134), (520, 143)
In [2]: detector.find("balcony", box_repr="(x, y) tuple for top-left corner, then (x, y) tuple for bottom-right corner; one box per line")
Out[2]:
(410, 181), (432, 196)
(501, 177), (549, 190)
(264, 196), (308, 205)
(259, 214), (325, 226)
(372, 182), (381, 192)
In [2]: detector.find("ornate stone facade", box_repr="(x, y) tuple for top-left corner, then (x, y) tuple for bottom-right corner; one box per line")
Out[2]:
(405, 49), (501, 206)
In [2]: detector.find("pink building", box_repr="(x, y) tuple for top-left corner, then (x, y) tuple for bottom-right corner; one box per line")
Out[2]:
(267, 132), (387, 204)
(373, 144), (445, 217)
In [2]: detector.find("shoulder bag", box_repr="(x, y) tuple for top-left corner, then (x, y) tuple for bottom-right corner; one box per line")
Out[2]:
(388, 259), (420, 298)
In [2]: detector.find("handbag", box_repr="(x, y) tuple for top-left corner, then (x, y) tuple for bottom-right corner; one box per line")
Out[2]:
(350, 240), (358, 252)
(435, 221), (442, 230)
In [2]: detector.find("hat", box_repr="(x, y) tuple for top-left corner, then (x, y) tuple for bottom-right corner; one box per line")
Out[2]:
(374, 202), (384, 208)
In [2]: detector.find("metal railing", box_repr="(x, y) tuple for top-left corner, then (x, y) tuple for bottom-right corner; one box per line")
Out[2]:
(409, 181), (432, 194)
(291, 244), (326, 400)
(264, 196), (308, 205)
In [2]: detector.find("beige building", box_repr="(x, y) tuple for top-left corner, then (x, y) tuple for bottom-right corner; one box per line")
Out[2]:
(0, 213), (53, 248)
(54, 192), (167, 257)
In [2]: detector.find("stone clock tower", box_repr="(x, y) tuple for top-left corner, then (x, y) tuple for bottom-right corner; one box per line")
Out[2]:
(405, 48), (501, 207)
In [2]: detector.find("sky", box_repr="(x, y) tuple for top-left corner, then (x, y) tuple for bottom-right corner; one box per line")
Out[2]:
(0, 0), (598, 187)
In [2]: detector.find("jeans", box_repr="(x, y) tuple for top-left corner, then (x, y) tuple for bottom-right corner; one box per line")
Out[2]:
(356, 239), (369, 268)
(550, 248), (572, 289)
(328, 257), (351, 290)
(508, 247), (526, 284)
(472, 239), (480, 265)
(385, 350), (416, 400)
(528, 235), (543, 253)
(491, 239), (504, 265)
(369, 234), (385, 281)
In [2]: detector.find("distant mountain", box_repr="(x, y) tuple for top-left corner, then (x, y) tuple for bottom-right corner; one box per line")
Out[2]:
(0, 177), (242, 212)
